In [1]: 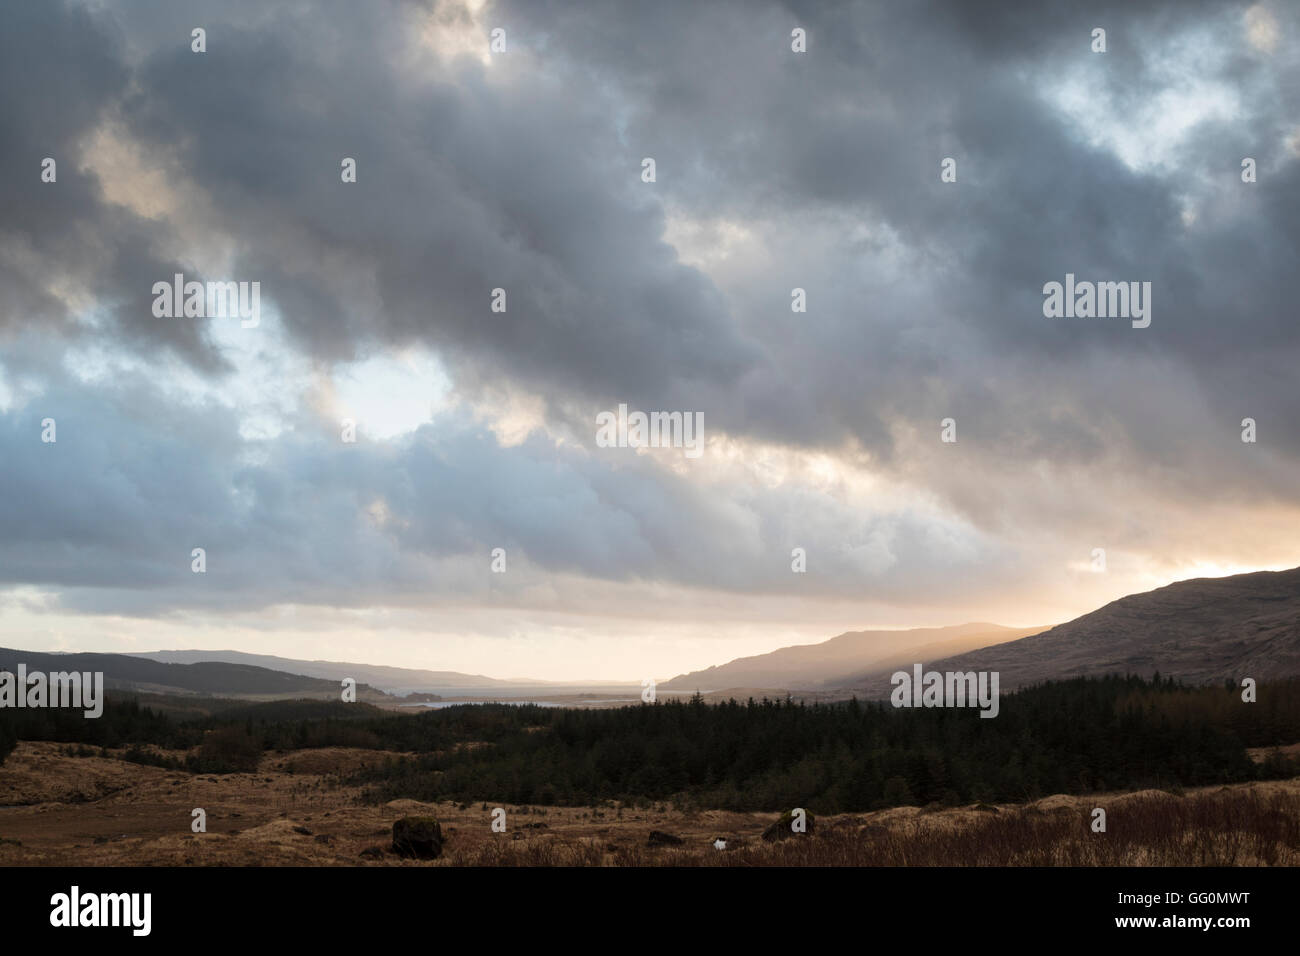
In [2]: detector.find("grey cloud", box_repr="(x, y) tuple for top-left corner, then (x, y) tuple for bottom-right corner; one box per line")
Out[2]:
(0, 365), (1019, 614)
(1, 0), (1298, 621)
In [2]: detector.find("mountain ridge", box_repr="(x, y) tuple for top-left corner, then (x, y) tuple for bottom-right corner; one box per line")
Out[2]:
(845, 567), (1300, 699)
(661, 623), (1048, 692)
(0, 648), (389, 701)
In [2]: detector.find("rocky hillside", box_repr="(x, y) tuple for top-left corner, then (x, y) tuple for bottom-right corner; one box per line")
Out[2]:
(662, 623), (1045, 692)
(846, 567), (1300, 698)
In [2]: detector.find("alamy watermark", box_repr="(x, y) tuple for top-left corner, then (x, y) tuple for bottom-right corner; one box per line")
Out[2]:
(1042, 273), (1151, 328)
(152, 273), (260, 328)
(0, 665), (104, 718)
(50, 886), (151, 936)
(890, 664), (1000, 718)
(596, 404), (704, 458)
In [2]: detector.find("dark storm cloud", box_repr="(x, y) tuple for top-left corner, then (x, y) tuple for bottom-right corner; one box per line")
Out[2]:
(563, 0), (1300, 489)
(464, 0), (1300, 495)
(9, 0), (1296, 457)
(0, 1), (233, 371)
(105, 0), (763, 404)
(1, 0), (1297, 615)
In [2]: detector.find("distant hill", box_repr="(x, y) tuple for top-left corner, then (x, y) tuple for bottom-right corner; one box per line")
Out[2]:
(846, 567), (1300, 699)
(660, 623), (1046, 692)
(133, 649), (567, 696)
(0, 648), (388, 701)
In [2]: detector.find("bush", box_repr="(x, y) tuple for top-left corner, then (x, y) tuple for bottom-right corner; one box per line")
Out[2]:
(191, 725), (262, 773)
(0, 718), (15, 766)
(882, 776), (914, 806)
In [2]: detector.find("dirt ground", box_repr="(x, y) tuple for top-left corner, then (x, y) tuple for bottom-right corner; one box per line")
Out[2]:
(0, 741), (771, 865)
(2, 741), (1298, 866)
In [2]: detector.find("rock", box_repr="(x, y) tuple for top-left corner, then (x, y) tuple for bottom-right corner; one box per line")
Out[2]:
(359, 845), (386, 859)
(646, 830), (684, 846)
(314, 834), (332, 844)
(762, 808), (816, 842)
(293, 825), (313, 836)
(392, 816), (444, 859)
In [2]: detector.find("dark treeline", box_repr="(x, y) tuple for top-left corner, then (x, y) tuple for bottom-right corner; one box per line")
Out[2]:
(0, 696), (179, 762)
(0, 698), (388, 773)
(2, 676), (1298, 811)
(353, 675), (1300, 811)
(0, 714), (13, 765)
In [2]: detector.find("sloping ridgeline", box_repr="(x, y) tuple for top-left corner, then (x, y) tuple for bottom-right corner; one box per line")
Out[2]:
(0, 647), (378, 698)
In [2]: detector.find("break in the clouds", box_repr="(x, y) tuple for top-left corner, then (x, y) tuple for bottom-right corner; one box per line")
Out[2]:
(1, 0), (1298, 678)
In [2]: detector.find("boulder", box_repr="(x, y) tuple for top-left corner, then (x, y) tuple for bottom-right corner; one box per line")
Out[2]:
(646, 830), (684, 846)
(392, 816), (444, 859)
(762, 808), (815, 842)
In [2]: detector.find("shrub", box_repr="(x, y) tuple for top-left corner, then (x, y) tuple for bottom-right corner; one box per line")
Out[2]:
(191, 725), (262, 774)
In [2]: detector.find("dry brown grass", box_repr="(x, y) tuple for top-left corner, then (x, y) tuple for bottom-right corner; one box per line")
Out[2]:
(663, 787), (1300, 867)
(433, 788), (1300, 867)
(2, 742), (1298, 866)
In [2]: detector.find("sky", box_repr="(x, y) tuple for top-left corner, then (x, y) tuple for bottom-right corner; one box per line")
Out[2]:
(1, 0), (1298, 680)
